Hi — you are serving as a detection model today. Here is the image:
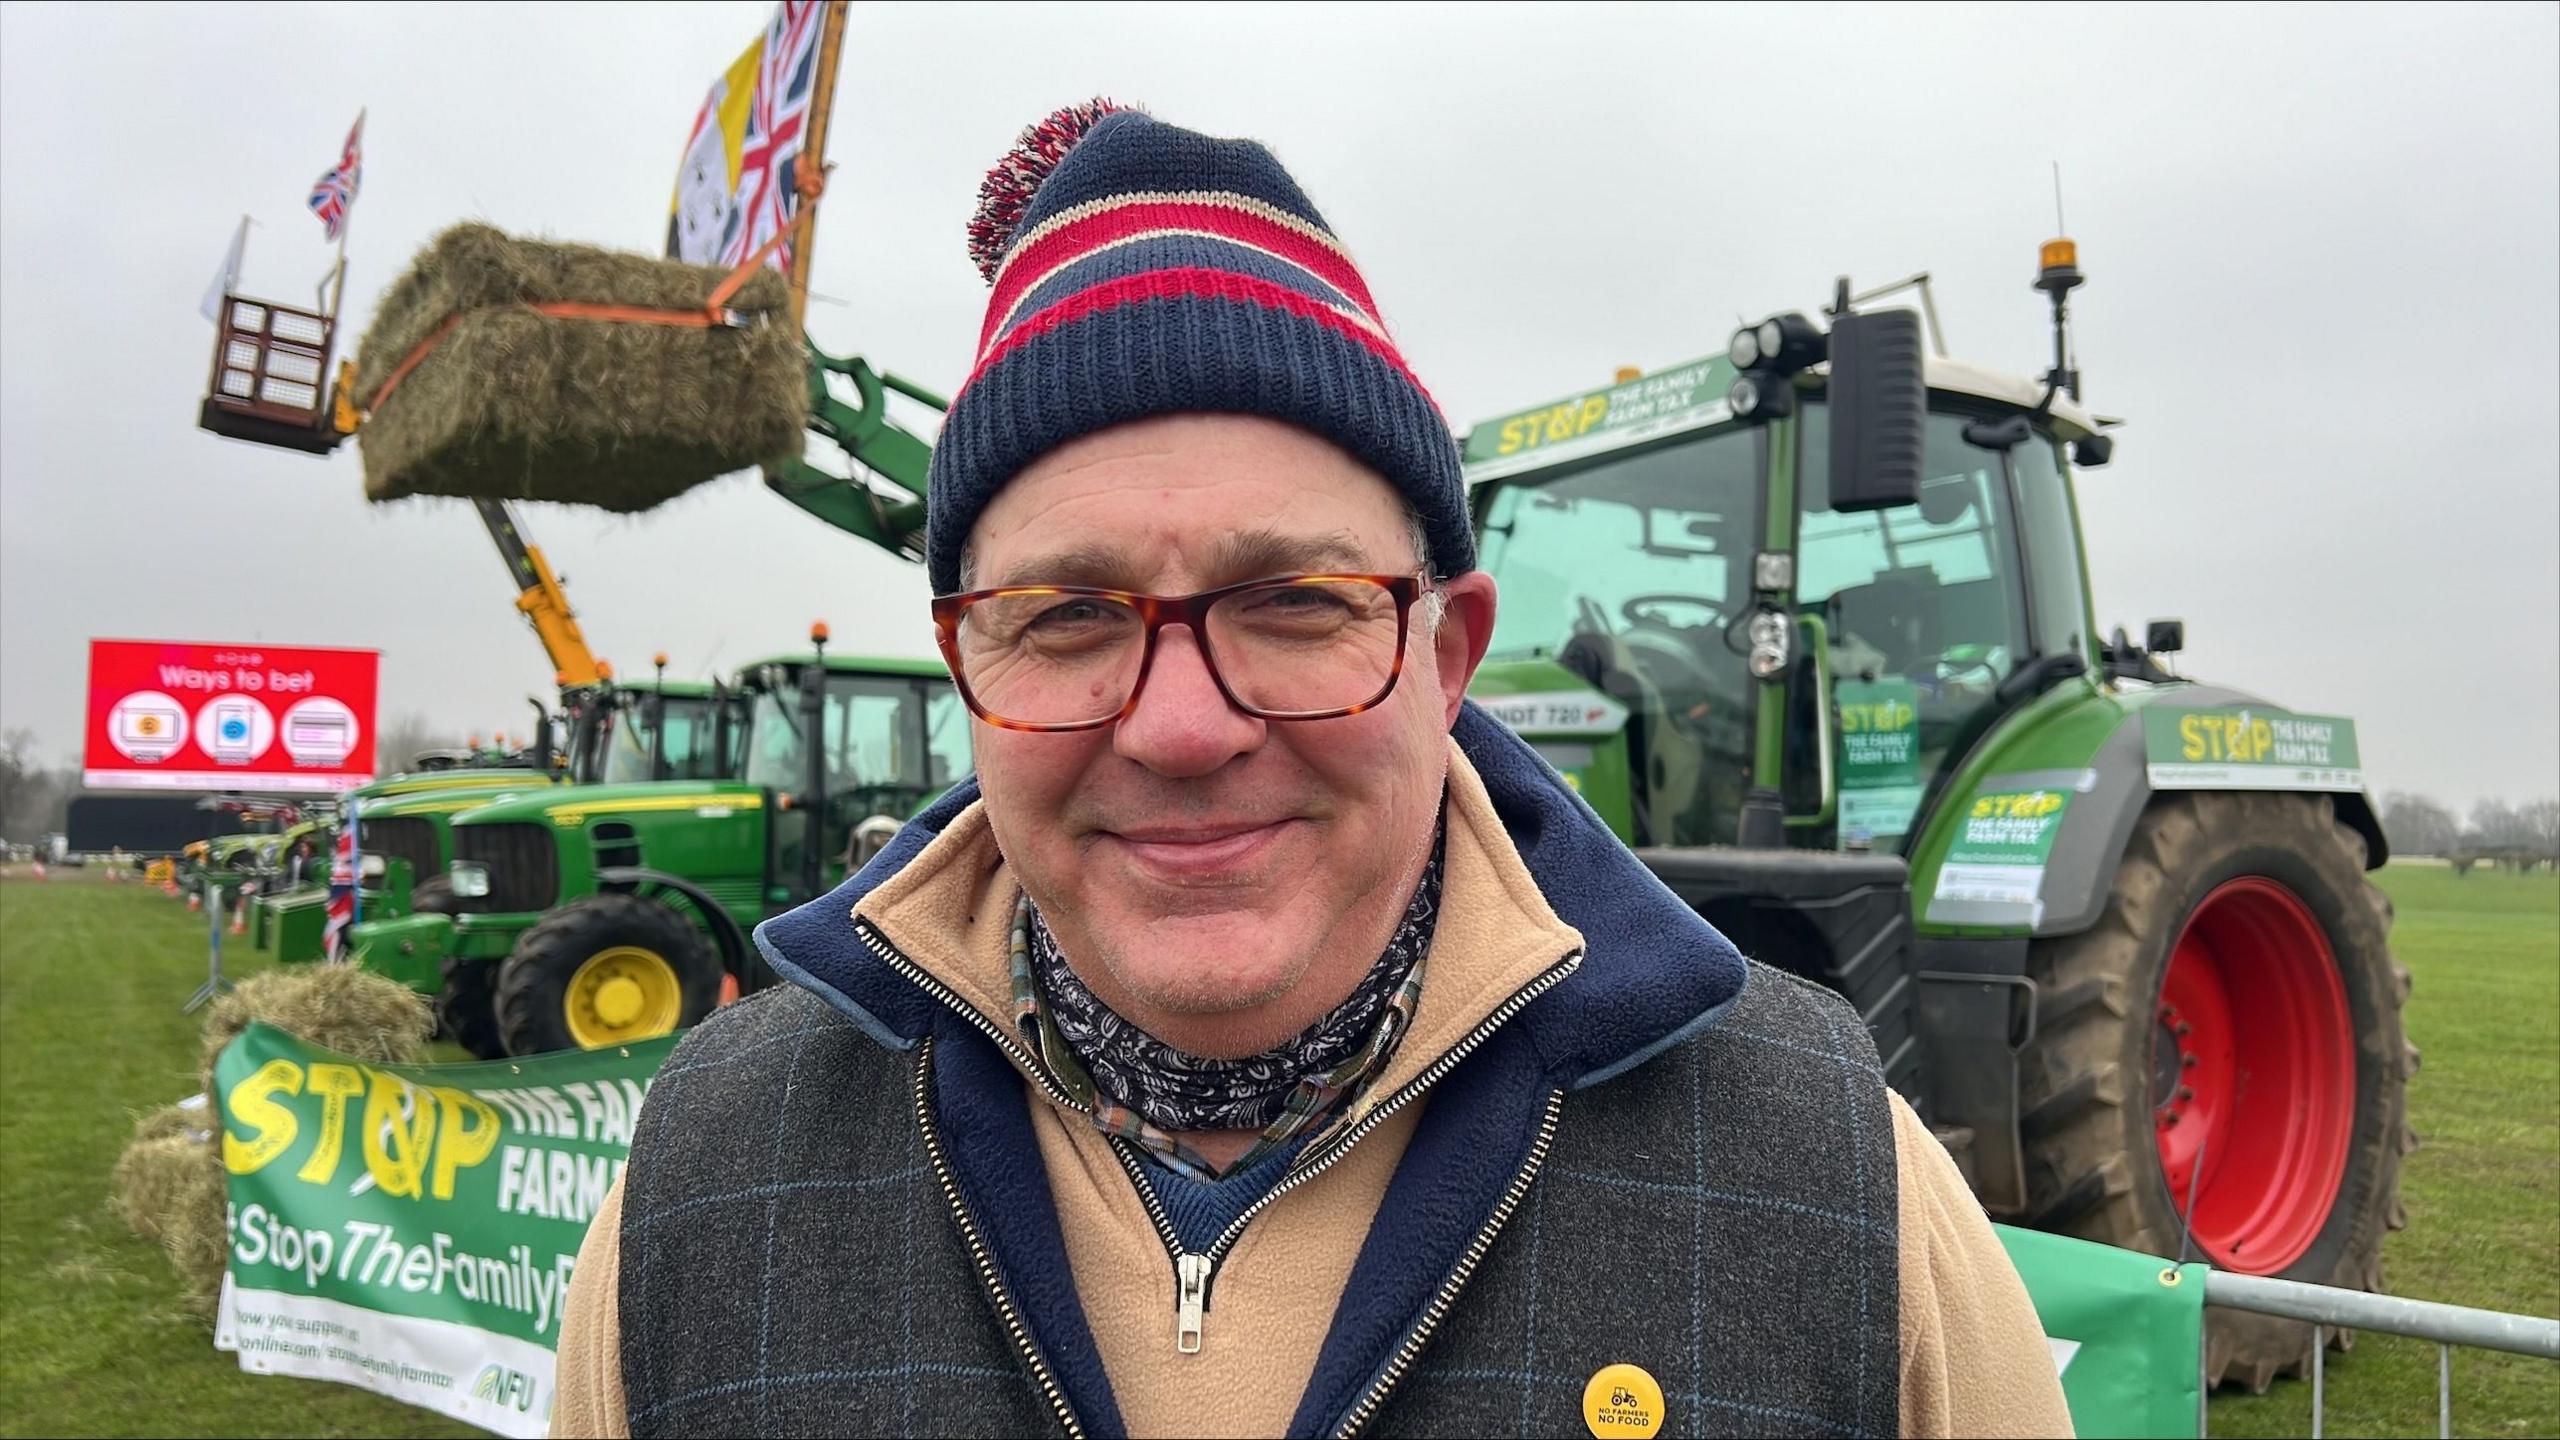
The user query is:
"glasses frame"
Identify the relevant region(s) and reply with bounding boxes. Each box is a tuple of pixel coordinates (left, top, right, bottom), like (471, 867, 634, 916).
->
(931, 572, 1429, 733)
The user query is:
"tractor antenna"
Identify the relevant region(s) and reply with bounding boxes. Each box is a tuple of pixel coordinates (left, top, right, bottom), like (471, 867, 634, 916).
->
(2052, 161, 2067, 234)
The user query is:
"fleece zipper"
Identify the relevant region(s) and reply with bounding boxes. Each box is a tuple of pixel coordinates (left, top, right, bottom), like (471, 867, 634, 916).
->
(1103, 950, 1583, 1355)
(859, 912, 1585, 1363)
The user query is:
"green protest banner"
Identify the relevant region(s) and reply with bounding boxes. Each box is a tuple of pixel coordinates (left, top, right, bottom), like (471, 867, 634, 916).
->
(1997, 1224, 2206, 1439)
(211, 1022, 675, 1437)
(2143, 706, 2363, 793)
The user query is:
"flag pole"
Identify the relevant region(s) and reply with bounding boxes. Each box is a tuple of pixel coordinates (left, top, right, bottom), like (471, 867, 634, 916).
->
(786, 2, 848, 335)
(326, 108, 364, 320)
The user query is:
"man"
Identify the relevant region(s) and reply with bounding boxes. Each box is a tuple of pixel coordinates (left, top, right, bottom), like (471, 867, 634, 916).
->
(554, 104, 2070, 1439)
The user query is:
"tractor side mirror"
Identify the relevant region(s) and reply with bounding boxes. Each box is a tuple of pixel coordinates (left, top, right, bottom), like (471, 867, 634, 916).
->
(1826, 308, 1926, 514)
(2146, 619, 2185, 655)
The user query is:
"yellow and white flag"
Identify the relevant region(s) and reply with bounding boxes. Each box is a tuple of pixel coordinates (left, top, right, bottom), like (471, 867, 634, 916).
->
(666, 2, 825, 271)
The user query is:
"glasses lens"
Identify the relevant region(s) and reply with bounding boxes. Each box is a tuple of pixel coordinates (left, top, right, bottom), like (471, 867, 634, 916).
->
(954, 590, 1147, 726)
(1206, 578, 1404, 717)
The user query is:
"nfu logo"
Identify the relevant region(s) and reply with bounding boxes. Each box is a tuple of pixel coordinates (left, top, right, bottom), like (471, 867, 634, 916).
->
(474, 1364, 536, 1413)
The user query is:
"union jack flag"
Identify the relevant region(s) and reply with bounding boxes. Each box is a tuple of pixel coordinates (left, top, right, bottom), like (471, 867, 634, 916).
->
(322, 798, 360, 962)
(725, 3, 823, 271)
(309, 111, 364, 243)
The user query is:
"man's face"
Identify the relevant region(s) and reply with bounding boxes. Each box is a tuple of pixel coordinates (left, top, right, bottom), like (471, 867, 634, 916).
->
(960, 414, 1494, 1052)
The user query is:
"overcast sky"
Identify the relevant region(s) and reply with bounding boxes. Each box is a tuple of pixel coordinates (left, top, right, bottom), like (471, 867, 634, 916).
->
(3, 1, 2554, 811)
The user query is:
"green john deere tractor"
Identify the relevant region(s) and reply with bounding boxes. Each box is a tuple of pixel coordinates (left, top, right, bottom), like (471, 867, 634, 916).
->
(416, 649, 966, 1058)
(321, 673, 742, 1022)
(1459, 241, 2410, 1389)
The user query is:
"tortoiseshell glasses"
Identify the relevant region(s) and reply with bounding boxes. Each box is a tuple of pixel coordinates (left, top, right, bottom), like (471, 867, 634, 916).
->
(931, 573, 1429, 732)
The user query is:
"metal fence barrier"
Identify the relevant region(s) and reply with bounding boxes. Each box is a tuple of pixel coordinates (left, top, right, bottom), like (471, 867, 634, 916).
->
(2200, 1270, 2560, 1439)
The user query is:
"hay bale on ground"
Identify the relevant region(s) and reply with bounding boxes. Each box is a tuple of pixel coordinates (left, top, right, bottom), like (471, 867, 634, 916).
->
(111, 1131, 208, 1245)
(197, 965, 432, 1099)
(152, 1137, 232, 1321)
(112, 1130, 226, 1318)
(354, 222, 809, 511)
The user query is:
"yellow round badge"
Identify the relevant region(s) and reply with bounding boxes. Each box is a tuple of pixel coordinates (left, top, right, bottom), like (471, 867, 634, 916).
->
(1581, 1362, 1665, 1438)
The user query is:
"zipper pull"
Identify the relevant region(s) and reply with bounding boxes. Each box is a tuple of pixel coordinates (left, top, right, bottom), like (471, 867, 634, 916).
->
(1176, 1252, 1210, 1354)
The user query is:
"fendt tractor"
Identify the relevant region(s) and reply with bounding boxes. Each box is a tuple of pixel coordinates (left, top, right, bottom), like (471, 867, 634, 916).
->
(1460, 241, 2409, 1387)
(411, 645, 966, 1057)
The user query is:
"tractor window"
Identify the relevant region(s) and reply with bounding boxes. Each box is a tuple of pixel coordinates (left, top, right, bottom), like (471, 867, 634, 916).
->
(1476, 429, 1762, 846)
(828, 684, 918, 790)
(2011, 437, 2094, 663)
(1480, 431, 1757, 662)
(1794, 405, 2034, 847)
(921, 680, 969, 793)
(602, 703, 652, 784)
(655, 697, 720, 780)
(742, 687, 808, 793)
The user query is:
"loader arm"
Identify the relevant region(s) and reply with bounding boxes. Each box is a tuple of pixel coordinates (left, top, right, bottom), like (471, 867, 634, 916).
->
(763, 340, 947, 560)
(473, 498, 604, 689)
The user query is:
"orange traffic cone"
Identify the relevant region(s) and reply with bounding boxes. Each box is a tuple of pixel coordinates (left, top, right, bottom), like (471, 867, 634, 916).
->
(229, 899, 249, 936)
(186, 889, 202, 912)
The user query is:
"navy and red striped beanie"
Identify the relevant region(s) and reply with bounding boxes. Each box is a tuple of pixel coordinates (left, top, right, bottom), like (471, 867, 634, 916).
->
(925, 102, 1471, 594)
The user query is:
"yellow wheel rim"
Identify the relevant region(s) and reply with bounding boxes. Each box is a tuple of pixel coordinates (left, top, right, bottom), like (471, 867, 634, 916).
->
(565, 945, 684, 1048)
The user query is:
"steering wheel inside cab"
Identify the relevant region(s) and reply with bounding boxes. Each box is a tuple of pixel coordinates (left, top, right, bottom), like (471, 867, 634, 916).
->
(1560, 594, 1726, 722)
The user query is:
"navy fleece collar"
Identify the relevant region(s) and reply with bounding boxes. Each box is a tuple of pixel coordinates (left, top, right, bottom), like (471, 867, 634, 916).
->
(754, 700, 1746, 1087)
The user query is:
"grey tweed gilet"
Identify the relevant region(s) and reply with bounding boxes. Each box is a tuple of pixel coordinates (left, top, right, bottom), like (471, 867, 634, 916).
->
(616, 960, 1899, 1438)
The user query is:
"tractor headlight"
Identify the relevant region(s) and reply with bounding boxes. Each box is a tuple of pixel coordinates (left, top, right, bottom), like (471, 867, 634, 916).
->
(1746, 608, 1795, 679)
(1727, 326, 1762, 369)
(449, 862, 491, 899)
(1728, 373, 1793, 421)
(1757, 318, 1785, 360)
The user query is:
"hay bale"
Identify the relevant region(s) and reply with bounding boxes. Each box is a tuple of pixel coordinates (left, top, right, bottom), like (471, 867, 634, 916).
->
(198, 965, 432, 1099)
(353, 222, 809, 511)
(111, 1132, 207, 1245)
(153, 1138, 233, 1321)
(127, 1095, 213, 1147)
(111, 1129, 227, 1318)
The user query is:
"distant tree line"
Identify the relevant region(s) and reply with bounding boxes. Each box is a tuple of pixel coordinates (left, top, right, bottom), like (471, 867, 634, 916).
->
(2380, 791, 2560, 867)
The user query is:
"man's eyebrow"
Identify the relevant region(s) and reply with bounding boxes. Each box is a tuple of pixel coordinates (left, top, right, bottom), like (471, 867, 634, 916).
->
(1203, 528, 1377, 582)
(992, 529, 1381, 591)
(992, 541, 1146, 590)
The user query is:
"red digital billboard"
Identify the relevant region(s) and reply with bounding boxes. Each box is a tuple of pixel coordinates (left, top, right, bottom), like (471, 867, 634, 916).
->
(84, 639, 380, 793)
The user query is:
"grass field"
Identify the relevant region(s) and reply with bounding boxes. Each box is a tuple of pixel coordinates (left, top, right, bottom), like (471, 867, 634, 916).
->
(0, 864, 2552, 1438)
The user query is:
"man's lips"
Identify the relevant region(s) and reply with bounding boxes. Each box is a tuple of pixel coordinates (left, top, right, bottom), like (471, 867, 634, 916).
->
(1098, 819, 1297, 878)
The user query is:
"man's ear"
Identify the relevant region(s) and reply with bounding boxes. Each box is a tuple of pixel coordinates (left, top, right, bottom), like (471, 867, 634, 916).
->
(1430, 571, 1499, 729)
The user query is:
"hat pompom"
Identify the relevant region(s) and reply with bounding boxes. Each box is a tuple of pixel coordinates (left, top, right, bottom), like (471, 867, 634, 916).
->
(967, 97, 1129, 283)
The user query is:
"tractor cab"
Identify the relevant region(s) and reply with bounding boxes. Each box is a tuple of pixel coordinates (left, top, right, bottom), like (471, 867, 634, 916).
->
(577, 679, 734, 785)
(1471, 349, 2108, 857)
(732, 647, 970, 898)
(1460, 251, 2133, 1206)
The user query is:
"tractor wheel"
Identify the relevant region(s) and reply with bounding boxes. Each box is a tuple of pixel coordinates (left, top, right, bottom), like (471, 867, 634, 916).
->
(411, 877, 460, 916)
(2019, 790, 2414, 1393)
(494, 894, 721, 1056)
(436, 957, 508, 1061)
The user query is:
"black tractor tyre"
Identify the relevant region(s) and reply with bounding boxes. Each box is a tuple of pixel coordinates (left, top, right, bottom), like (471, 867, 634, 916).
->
(2018, 790, 2415, 1394)
(436, 956, 508, 1060)
(493, 894, 722, 1056)
(411, 877, 461, 916)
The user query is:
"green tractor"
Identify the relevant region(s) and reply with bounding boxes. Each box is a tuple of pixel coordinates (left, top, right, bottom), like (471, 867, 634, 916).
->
(316, 672, 736, 977)
(422, 648, 966, 1058)
(1457, 242, 2409, 1388)
(251, 762, 559, 957)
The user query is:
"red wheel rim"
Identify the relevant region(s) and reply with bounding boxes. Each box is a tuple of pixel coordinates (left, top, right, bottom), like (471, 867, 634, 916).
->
(2153, 876, 2355, 1273)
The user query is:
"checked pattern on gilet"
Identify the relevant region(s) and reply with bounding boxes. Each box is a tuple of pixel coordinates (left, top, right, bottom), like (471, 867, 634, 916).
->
(616, 962, 1898, 1438)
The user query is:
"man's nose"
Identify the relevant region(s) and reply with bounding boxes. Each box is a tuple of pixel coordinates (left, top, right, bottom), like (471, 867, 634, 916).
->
(1113, 626, 1263, 778)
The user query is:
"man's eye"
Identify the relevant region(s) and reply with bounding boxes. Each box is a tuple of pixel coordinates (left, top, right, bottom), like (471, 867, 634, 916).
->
(1029, 599, 1118, 629)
